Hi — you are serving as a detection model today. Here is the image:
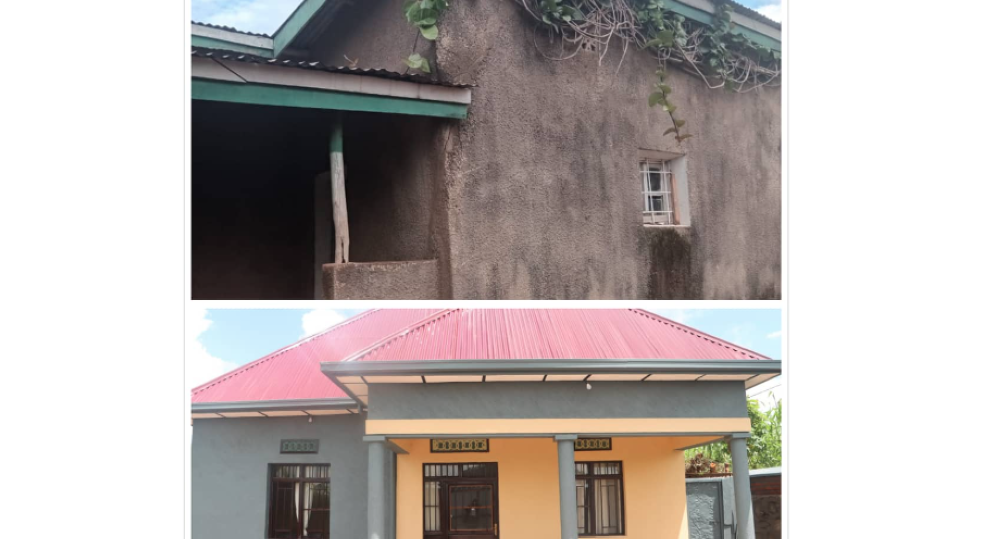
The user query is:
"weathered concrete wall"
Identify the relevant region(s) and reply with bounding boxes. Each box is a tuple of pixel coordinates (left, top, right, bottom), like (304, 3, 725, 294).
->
(342, 112, 448, 264)
(368, 381, 750, 420)
(322, 260, 441, 299)
(191, 414, 373, 539)
(311, 0, 781, 299)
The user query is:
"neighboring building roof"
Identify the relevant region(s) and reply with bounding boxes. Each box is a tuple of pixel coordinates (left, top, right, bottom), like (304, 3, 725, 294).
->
(192, 309, 772, 405)
(722, 1, 781, 29)
(191, 20, 272, 38)
(750, 466, 782, 477)
(347, 309, 769, 362)
(191, 47, 476, 89)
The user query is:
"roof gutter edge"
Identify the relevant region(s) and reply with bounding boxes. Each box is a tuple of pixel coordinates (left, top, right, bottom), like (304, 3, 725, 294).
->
(191, 398, 356, 414)
(321, 359, 783, 376)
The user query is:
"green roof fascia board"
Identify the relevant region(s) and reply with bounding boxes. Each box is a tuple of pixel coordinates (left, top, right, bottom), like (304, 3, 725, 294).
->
(191, 78, 468, 119)
(661, 0, 781, 51)
(272, 0, 328, 57)
(191, 35, 274, 58)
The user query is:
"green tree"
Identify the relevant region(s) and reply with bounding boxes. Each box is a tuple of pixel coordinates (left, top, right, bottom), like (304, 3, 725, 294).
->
(684, 395, 782, 471)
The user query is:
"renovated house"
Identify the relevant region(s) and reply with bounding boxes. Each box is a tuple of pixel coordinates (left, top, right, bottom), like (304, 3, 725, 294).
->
(191, 309, 782, 539)
(191, 0, 781, 300)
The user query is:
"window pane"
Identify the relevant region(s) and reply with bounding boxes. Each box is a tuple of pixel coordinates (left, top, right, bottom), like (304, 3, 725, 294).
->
(304, 465, 329, 479)
(576, 479, 589, 535)
(424, 481, 440, 532)
(302, 483, 329, 538)
(273, 465, 300, 479)
(449, 485, 493, 531)
(647, 195, 664, 212)
(269, 481, 298, 539)
(594, 478, 623, 535)
(648, 168, 662, 191)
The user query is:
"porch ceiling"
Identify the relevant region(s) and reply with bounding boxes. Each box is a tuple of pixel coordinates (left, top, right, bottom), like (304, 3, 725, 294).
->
(323, 359, 782, 408)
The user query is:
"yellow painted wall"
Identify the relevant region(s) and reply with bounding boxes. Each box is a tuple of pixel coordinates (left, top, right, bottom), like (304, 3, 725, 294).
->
(394, 436, 704, 539)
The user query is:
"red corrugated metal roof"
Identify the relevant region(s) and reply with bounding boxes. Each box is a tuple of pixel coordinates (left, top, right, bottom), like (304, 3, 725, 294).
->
(192, 309, 768, 403)
(191, 309, 442, 403)
(347, 309, 768, 362)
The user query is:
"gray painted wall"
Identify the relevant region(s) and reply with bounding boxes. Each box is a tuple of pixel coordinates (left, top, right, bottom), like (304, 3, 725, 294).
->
(367, 381, 749, 420)
(192, 414, 386, 539)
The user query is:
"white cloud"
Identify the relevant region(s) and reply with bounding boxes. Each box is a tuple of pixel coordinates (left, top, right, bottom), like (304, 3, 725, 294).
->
(754, 2, 783, 23)
(766, 330, 782, 339)
(186, 307, 240, 392)
(194, 0, 302, 35)
(301, 309, 348, 338)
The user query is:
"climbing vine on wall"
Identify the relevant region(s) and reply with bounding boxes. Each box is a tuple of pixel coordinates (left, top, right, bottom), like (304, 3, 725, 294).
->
(401, 0, 781, 142)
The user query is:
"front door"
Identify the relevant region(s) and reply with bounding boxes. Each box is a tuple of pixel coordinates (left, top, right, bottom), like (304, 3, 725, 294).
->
(423, 463, 499, 539)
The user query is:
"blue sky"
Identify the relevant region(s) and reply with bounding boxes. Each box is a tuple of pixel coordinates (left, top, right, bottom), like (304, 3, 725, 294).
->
(191, 0, 782, 36)
(187, 308, 784, 406)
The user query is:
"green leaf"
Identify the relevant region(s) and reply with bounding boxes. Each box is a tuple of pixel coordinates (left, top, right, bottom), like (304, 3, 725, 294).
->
(674, 119, 686, 128)
(419, 58, 431, 73)
(414, 16, 437, 26)
(655, 29, 674, 47)
(676, 133, 694, 142)
(663, 127, 677, 136)
(420, 24, 439, 40)
(648, 92, 662, 107)
(405, 53, 426, 70)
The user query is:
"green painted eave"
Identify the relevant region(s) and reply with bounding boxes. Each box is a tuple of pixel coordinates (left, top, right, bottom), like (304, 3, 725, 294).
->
(661, 0, 781, 51)
(191, 35, 274, 58)
(191, 78, 468, 119)
(272, 0, 327, 57)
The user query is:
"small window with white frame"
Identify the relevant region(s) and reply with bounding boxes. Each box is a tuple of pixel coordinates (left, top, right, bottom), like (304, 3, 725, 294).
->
(639, 151, 689, 226)
(641, 158, 676, 225)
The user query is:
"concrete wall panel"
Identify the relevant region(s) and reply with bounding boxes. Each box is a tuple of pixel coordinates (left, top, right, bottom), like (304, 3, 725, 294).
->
(367, 381, 749, 420)
(191, 415, 368, 539)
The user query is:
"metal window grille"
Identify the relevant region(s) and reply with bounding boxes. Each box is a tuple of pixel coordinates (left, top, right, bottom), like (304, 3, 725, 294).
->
(641, 159, 676, 225)
(267, 464, 331, 539)
(576, 461, 625, 536)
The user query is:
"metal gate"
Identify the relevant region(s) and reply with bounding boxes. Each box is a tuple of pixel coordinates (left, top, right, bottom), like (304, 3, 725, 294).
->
(685, 477, 735, 539)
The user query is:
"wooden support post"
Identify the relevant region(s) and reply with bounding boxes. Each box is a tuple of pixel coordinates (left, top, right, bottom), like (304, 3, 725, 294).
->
(330, 113, 349, 263)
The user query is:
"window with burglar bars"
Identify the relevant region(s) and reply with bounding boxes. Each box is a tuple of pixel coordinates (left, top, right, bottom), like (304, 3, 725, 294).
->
(423, 463, 498, 534)
(268, 464, 331, 539)
(576, 462, 625, 536)
(641, 158, 677, 225)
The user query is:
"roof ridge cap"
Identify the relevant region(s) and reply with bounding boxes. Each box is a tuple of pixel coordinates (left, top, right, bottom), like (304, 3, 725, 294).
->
(629, 308, 771, 360)
(343, 308, 457, 362)
(191, 309, 382, 395)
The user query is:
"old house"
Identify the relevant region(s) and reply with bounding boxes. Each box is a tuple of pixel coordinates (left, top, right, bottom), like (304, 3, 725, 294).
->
(191, 0, 781, 300)
(191, 309, 782, 539)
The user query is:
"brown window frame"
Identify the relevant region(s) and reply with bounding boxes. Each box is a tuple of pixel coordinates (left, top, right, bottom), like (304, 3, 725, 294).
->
(423, 463, 499, 538)
(266, 464, 331, 539)
(575, 461, 625, 537)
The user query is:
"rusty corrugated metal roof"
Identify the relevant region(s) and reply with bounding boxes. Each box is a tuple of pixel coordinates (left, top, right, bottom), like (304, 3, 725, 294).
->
(192, 309, 767, 404)
(191, 47, 476, 88)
